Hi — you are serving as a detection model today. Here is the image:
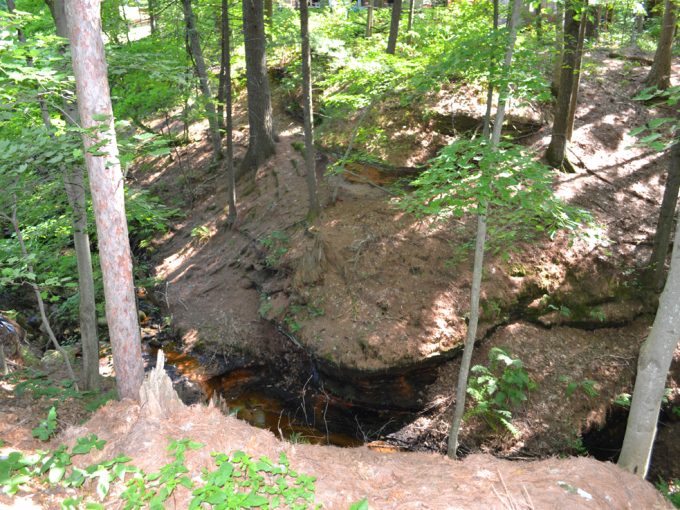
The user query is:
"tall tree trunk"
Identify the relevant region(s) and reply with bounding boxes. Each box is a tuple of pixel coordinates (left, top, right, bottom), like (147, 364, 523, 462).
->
(63, 166, 100, 391)
(447, 0, 522, 459)
(366, 0, 374, 37)
(182, 0, 223, 161)
(649, 143, 680, 291)
(386, 0, 403, 54)
(41, 0, 101, 390)
(551, 1, 564, 96)
(265, 0, 274, 31)
(239, 0, 277, 178)
(148, 0, 157, 34)
(482, 0, 500, 139)
(407, 0, 416, 33)
(645, 0, 677, 90)
(565, 8, 587, 142)
(300, 0, 320, 219)
(221, 0, 237, 226)
(65, 0, 144, 401)
(218, 0, 229, 136)
(546, 0, 581, 170)
(619, 195, 680, 477)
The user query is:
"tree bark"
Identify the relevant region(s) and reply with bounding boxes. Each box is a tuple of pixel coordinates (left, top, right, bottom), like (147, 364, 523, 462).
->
(565, 7, 587, 142)
(619, 193, 680, 477)
(300, 0, 320, 219)
(239, 0, 277, 178)
(386, 0, 403, 54)
(366, 0, 374, 37)
(182, 0, 223, 161)
(40, 0, 101, 390)
(482, 0, 500, 139)
(221, 0, 237, 226)
(550, 1, 564, 96)
(148, 0, 157, 34)
(447, 0, 522, 459)
(645, 0, 677, 90)
(265, 0, 274, 31)
(649, 142, 680, 290)
(63, 167, 100, 391)
(65, 0, 144, 401)
(407, 0, 416, 34)
(546, 0, 581, 170)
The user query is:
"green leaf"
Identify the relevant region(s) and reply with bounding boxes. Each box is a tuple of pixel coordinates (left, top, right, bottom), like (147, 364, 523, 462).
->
(350, 497, 370, 510)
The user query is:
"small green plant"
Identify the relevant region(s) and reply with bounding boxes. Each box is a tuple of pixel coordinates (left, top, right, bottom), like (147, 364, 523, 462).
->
(547, 303, 572, 318)
(32, 406, 58, 441)
(350, 498, 369, 510)
(258, 295, 273, 319)
(561, 377, 599, 398)
(588, 306, 606, 322)
(613, 393, 632, 408)
(190, 225, 211, 243)
(1, 436, 322, 509)
(259, 231, 290, 268)
(657, 478, 680, 508)
(288, 432, 311, 444)
(466, 348, 536, 436)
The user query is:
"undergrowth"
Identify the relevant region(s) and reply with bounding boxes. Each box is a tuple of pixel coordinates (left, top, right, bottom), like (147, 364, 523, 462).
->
(0, 435, 327, 509)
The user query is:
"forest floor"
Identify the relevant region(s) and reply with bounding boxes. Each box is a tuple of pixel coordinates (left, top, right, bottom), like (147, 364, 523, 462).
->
(1, 49, 679, 508)
(132, 48, 680, 467)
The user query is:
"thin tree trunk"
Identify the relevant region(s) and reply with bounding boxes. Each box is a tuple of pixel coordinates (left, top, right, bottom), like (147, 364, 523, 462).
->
(565, 8, 587, 142)
(366, 0, 374, 37)
(265, 0, 274, 31)
(407, 0, 415, 33)
(218, 0, 229, 136)
(182, 0, 223, 161)
(551, 1, 564, 96)
(239, 0, 277, 177)
(447, 0, 522, 459)
(645, 0, 677, 90)
(3, 205, 79, 389)
(149, 0, 157, 34)
(300, 0, 320, 219)
(63, 167, 100, 390)
(482, 0, 500, 139)
(386, 0, 403, 54)
(619, 199, 680, 477)
(649, 142, 680, 291)
(66, 0, 144, 401)
(546, 0, 580, 170)
(222, 0, 237, 226)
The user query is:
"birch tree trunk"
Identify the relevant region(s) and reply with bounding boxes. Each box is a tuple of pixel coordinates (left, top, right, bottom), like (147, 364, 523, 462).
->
(182, 0, 223, 161)
(300, 0, 320, 219)
(447, 0, 522, 459)
(65, 0, 144, 401)
(619, 197, 680, 477)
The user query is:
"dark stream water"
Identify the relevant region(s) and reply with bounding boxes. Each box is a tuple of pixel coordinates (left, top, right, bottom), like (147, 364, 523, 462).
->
(142, 343, 426, 447)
